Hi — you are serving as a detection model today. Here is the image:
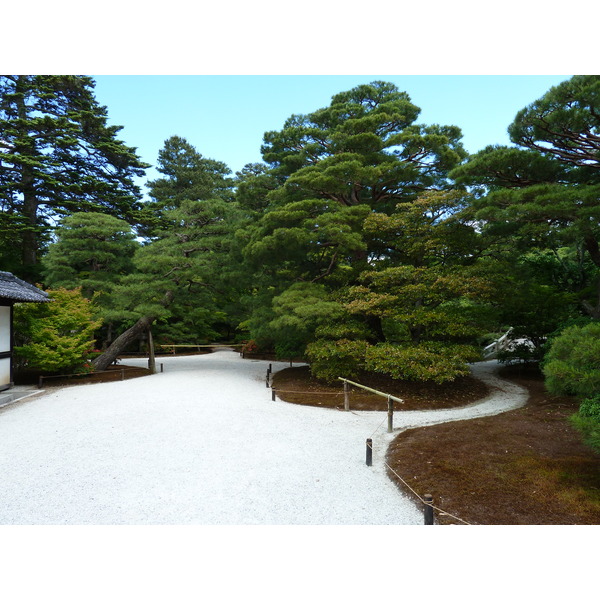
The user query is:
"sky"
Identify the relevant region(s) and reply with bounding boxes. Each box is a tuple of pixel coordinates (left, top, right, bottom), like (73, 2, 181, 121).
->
(92, 75, 571, 195)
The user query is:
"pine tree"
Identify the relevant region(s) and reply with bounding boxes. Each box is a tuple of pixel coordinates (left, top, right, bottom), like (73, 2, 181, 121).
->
(0, 75, 149, 280)
(91, 139, 239, 371)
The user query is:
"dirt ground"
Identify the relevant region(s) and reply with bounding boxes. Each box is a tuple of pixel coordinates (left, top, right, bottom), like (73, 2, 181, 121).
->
(271, 366, 489, 411)
(22, 364, 152, 388)
(273, 363, 600, 525)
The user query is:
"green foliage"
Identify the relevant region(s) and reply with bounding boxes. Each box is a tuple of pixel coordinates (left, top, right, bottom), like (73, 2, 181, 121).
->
(543, 322, 600, 397)
(0, 75, 148, 277)
(142, 136, 234, 235)
(238, 83, 471, 380)
(243, 199, 370, 285)
(570, 395, 600, 454)
(578, 394, 600, 420)
(111, 196, 242, 340)
(364, 342, 481, 384)
(13, 288, 102, 374)
(96, 135, 243, 349)
(450, 76, 600, 321)
(305, 338, 370, 382)
(261, 81, 467, 211)
(42, 212, 139, 299)
(508, 75, 600, 171)
(346, 191, 494, 352)
(247, 283, 345, 359)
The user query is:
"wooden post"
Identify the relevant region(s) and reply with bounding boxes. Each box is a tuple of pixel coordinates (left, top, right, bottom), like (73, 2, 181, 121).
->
(366, 438, 373, 466)
(38, 375, 43, 389)
(160, 363, 164, 373)
(266, 370, 270, 387)
(424, 493, 434, 525)
(344, 380, 349, 411)
(268, 363, 272, 374)
(121, 368, 125, 381)
(147, 326, 156, 374)
(271, 389, 276, 402)
(387, 396, 394, 433)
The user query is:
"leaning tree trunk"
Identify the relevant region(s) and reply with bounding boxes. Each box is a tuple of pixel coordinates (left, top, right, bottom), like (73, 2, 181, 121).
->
(91, 315, 156, 372)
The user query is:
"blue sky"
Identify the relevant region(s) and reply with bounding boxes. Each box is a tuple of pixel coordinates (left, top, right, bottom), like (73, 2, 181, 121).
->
(92, 75, 570, 195)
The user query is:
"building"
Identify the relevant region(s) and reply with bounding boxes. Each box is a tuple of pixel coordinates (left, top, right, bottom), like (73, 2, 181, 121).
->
(0, 271, 50, 391)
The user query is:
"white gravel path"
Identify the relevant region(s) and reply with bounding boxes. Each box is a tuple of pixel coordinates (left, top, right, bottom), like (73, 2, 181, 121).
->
(0, 350, 527, 525)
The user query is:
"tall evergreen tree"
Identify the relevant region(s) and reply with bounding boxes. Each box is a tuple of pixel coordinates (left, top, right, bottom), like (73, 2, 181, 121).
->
(239, 82, 470, 368)
(0, 75, 149, 280)
(41, 212, 140, 348)
(451, 75, 600, 318)
(91, 139, 239, 370)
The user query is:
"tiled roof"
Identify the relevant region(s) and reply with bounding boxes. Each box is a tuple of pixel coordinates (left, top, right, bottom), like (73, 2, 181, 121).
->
(0, 271, 50, 302)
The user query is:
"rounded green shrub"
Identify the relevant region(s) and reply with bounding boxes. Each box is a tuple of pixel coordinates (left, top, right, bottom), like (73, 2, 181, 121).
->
(542, 322, 600, 397)
(570, 396, 600, 454)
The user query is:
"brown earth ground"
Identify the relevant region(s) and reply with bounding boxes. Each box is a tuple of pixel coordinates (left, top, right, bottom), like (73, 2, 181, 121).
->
(271, 365, 489, 411)
(17, 364, 152, 388)
(272, 363, 600, 525)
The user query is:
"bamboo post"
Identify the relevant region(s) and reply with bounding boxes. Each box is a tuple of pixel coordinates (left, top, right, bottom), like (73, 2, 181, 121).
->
(366, 438, 373, 466)
(387, 396, 394, 433)
(424, 494, 434, 525)
(344, 380, 349, 411)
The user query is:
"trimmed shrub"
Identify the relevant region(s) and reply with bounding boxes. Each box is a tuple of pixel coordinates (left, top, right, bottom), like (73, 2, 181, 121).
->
(13, 288, 102, 374)
(305, 339, 369, 382)
(542, 322, 600, 397)
(571, 395, 600, 454)
(365, 342, 481, 384)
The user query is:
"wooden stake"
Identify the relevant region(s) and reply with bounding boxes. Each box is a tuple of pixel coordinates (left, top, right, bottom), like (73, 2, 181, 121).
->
(147, 326, 156, 374)
(387, 396, 394, 433)
(366, 438, 373, 466)
(424, 493, 434, 525)
(344, 380, 349, 411)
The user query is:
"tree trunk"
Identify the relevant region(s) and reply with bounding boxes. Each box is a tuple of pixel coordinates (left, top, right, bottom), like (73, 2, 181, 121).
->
(15, 76, 40, 272)
(91, 316, 156, 372)
(582, 235, 600, 318)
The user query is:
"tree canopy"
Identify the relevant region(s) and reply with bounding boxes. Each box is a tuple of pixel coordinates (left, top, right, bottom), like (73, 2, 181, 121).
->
(0, 75, 148, 280)
(8, 75, 600, 396)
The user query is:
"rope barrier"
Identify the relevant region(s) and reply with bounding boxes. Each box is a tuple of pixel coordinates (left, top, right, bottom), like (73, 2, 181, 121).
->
(270, 377, 471, 524)
(383, 457, 472, 525)
(369, 414, 390, 438)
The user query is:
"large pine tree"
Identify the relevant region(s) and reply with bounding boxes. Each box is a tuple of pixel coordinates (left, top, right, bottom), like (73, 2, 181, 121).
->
(91, 138, 240, 371)
(0, 75, 149, 280)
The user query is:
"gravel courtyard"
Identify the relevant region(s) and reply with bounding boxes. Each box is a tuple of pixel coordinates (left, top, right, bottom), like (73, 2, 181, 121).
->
(0, 349, 525, 525)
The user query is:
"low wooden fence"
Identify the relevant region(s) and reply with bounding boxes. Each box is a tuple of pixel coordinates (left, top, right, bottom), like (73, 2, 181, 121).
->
(267, 364, 470, 525)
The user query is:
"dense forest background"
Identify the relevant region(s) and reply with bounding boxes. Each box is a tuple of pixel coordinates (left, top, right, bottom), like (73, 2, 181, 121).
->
(2, 76, 600, 446)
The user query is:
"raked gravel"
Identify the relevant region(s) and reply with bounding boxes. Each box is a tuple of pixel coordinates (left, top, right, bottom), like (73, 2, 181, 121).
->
(0, 350, 527, 525)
